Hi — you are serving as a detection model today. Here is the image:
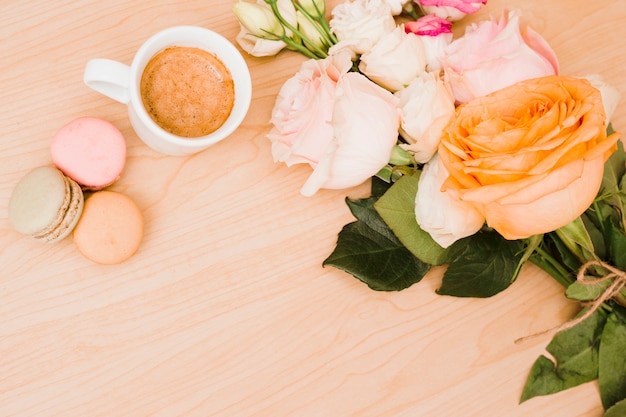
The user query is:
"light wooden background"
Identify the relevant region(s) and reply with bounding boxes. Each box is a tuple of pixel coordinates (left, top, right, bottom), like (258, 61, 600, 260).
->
(1, 1, 624, 416)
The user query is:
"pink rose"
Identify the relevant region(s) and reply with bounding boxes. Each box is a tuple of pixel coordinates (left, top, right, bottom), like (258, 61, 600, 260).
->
(269, 52, 400, 196)
(415, 0, 487, 21)
(268, 52, 352, 167)
(301, 72, 399, 195)
(405, 14, 452, 36)
(440, 10, 559, 103)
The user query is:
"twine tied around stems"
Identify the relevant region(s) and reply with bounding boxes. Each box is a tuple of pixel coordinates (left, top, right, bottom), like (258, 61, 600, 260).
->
(515, 260, 626, 344)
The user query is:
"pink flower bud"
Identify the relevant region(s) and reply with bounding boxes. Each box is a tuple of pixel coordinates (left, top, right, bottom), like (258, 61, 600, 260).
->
(405, 14, 452, 37)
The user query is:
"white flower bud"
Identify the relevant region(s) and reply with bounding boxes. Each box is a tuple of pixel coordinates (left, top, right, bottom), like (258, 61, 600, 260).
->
(296, 11, 326, 51)
(233, 1, 283, 38)
(298, 0, 326, 18)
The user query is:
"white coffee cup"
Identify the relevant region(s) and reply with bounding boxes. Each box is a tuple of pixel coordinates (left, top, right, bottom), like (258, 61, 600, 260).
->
(84, 25, 252, 156)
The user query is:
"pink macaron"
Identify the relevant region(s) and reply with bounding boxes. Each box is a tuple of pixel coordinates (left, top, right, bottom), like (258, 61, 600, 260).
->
(51, 117, 126, 190)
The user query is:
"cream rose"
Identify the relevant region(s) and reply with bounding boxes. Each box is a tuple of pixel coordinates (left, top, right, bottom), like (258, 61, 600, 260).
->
(440, 10, 559, 103)
(359, 27, 428, 92)
(415, 153, 484, 247)
(437, 76, 621, 241)
(329, 0, 396, 56)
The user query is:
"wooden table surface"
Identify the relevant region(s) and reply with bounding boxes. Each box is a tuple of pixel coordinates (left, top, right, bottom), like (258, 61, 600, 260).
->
(1, 1, 624, 416)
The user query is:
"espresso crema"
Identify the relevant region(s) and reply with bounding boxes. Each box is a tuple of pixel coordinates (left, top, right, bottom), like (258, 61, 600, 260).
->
(140, 46, 235, 138)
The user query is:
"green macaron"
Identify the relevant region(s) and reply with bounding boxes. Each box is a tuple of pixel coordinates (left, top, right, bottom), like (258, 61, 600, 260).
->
(8, 165, 84, 243)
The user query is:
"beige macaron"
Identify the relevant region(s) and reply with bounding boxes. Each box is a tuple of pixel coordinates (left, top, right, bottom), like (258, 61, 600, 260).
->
(8, 166, 84, 243)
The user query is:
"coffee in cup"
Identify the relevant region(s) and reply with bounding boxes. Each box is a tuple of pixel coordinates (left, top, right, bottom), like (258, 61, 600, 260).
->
(140, 46, 235, 138)
(83, 26, 252, 156)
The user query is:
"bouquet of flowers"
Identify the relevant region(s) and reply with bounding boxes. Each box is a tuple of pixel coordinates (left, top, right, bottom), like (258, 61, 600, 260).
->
(233, 0, 625, 415)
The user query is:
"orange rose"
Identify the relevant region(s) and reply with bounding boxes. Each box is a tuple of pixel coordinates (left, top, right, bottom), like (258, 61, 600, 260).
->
(438, 75, 621, 240)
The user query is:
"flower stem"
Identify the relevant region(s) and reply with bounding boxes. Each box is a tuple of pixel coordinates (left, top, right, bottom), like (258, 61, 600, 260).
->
(282, 36, 320, 59)
(592, 200, 609, 238)
(292, 2, 336, 47)
(266, 0, 328, 58)
(531, 246, 575, 288)
(402, 2, 419, 20)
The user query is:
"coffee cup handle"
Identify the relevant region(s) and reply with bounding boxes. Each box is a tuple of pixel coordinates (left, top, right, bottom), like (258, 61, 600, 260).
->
(83, 59, 132, 104)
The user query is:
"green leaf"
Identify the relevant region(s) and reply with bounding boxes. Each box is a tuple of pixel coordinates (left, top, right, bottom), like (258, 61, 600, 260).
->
(374, 174, 449, 265)
(546, 232, 583, 274)
(436, 231, 524, 298)
(582, 212, 607, 260)
(608, 217, 626, 270)
(566, 279, 611, 302)
(346, 196, 396, 240)
(599, 138, 626, 228)
(530, 236, 578, 288)
(324, 189, 430, 291)
(599, 310, 626, 409)
(371, 175, 392, 198)
(596, 137, 626, 229)
(388, 144, 415, 166)
(518, 235, 543, 277)
(555, 216, 599, 263)
(323, 220, 430, 291)
(520, 308, 608, 403)
(600, 127, 625, 194)
(604, 397, 626, 417)
(376, 165, 393, 183)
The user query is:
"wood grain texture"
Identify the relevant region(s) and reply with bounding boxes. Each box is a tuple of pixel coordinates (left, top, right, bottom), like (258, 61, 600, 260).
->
(1, 0, 624, 416)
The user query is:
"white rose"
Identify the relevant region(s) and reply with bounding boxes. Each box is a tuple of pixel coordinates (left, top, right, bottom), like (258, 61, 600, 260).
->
(396, 72, 455, 162)
(359, 27, 427, 92)
(584, 74, 621, 124)
(329, 0, 396, 56)
(384, 0, 411, 15)
(420, 32, 452, 72)
(328, 38, 369, 60)
(415, 153, 484, 248)
(404, 16, 454, 72)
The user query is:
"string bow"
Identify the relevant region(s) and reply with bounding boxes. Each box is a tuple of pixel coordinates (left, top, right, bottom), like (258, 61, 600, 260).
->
(515, 260, 626, 344)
